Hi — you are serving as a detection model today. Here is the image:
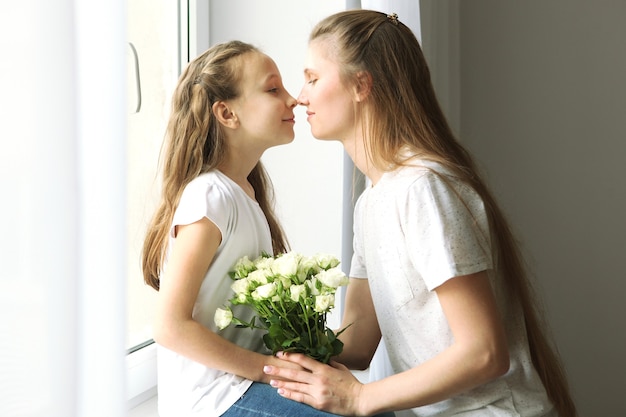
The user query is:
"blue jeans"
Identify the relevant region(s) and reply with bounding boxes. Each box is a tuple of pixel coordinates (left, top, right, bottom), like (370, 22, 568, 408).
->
(221, 382, 395, 417)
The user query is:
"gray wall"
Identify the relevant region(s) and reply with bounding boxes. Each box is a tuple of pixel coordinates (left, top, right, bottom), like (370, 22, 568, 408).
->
(423, 1, 626, 415)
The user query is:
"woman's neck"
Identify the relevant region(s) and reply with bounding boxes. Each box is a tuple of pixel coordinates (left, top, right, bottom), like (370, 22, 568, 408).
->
(342, 135, 384, 186)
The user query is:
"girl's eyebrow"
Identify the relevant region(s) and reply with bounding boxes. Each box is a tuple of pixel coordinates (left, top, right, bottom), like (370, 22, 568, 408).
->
(260, 73, 280, 86)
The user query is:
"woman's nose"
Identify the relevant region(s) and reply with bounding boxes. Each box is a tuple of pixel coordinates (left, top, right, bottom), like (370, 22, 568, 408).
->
(297, 91, 308, 106)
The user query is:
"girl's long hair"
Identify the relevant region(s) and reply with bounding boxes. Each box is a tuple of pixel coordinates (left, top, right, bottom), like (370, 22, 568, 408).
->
(311, 10, 577, 416)
(142, 41, 289, 291)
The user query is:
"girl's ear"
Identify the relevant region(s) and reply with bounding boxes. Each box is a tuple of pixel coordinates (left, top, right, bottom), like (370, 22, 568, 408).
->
(212, 101, 239, 128)
(354, 71, 373, 102)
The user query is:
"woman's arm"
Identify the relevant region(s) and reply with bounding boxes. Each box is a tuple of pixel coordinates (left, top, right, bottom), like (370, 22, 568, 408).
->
(264, 270, 510, 415)
(333, 278, 381, 370)
(152, 217, 298, 383)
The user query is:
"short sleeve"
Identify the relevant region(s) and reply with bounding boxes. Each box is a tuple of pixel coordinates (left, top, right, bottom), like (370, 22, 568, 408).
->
(403, 173, 492, 290)
(349, 191, 368, 279)
(171, 177, 231, 239)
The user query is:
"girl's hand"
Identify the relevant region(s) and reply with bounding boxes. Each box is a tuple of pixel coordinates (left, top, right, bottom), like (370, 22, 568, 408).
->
(263, 352, 365, 416)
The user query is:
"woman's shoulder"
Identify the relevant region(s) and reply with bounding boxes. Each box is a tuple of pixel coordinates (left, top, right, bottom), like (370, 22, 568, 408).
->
(387, 160, 481, 203)
(384, 159, 451, 187)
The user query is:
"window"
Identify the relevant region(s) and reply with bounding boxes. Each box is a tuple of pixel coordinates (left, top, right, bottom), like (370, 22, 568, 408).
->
(125, 0, 181, 407)
(126, 1, 211, 406)
(126, 0, 179, 351)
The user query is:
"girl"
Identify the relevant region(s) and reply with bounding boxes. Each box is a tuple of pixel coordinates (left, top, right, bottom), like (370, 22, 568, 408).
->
(264, 10, 578, 417)
(142, 41, 347, 417)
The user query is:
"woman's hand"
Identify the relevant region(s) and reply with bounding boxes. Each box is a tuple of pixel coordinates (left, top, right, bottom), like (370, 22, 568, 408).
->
(259, 352, 310, 385)
(263, 351, 366, 416)
(263, 271, 510, 415)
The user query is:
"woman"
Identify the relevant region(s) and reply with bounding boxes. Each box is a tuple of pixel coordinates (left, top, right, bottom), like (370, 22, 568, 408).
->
(264, 10, 577, 417)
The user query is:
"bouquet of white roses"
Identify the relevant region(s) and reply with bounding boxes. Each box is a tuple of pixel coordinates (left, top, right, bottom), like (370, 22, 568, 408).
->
(214, 251, 349, 364)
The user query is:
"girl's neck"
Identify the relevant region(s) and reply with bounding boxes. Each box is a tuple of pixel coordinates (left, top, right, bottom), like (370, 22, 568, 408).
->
(218, 156, 258, 200)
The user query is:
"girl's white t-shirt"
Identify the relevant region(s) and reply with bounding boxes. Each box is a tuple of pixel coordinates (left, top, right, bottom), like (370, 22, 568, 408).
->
(156, 170, 272, 417)
(350, 160, 556, 416)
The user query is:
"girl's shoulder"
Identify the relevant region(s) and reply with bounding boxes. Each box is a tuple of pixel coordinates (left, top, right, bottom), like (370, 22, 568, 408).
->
(174, 171, 241, 233)
(178, 171, 234, 209)
(186, 170, 226, 189)
(183, 171, 235, 198)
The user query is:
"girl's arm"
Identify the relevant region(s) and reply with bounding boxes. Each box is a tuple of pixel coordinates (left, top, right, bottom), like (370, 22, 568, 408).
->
(333, 278, 381, 370)
(153, 217, 299, 383)
(264, 271, 510, 415)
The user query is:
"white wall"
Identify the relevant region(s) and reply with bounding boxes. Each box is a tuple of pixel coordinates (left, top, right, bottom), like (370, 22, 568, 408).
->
(208, 0, 348, 260)
(422, 1, 626, 415)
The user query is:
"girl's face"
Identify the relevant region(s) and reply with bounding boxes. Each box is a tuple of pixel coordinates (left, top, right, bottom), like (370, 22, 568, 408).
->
(230, 52, 297, 152)
(298, 40, 358, 142)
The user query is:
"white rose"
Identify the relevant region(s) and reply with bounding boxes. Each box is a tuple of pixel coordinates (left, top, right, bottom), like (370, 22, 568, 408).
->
(233, 256, 255, 278)
(252, 282, 277, 300)
(296, 256, 319, 283)
(248, 269, 271, 284)
(214, 307, 233, 330)
(314, 253, 340, 270)
(278, 276, 292, 289)
(231, 277, 251, 295)
(316, 267, 349, 289)
(306, 277, 321, 295)
(254, 256, 274, 270)
(289, 284, 306, 302)
(272, 252, 301, 277)
(314, 294, 335, 313)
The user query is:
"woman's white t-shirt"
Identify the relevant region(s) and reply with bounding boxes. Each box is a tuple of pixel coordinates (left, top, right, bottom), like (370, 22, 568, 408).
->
(350, 160, 556, 416)
(157, 170, 272, 417)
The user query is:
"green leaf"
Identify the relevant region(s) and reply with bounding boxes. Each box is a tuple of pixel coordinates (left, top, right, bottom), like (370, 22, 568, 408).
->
(281, 337, 300, 348)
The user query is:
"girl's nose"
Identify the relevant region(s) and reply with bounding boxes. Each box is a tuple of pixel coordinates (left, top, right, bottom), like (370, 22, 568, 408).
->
(297, 92, 308, 106)
(287, 94, 297, 108)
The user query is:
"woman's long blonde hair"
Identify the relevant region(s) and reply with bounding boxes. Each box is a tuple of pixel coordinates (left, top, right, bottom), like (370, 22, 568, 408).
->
(311, 10, 577, 416)
(142, 41, 289, 291)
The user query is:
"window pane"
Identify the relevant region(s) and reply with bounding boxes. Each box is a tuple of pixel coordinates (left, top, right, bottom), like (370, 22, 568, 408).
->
(126, 0, 179, 350)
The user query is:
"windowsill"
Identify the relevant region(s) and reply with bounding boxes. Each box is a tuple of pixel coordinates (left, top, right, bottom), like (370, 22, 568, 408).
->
(127, 341, 158, 410)
(129, 394, 158, 417)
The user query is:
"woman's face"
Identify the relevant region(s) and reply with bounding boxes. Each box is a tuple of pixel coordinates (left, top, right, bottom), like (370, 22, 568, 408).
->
(298, 40, 358, 142)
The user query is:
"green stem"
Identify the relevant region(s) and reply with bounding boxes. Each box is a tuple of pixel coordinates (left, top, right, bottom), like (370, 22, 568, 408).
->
(303, 305, 314, 348)
(269, 298, 300, 337)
